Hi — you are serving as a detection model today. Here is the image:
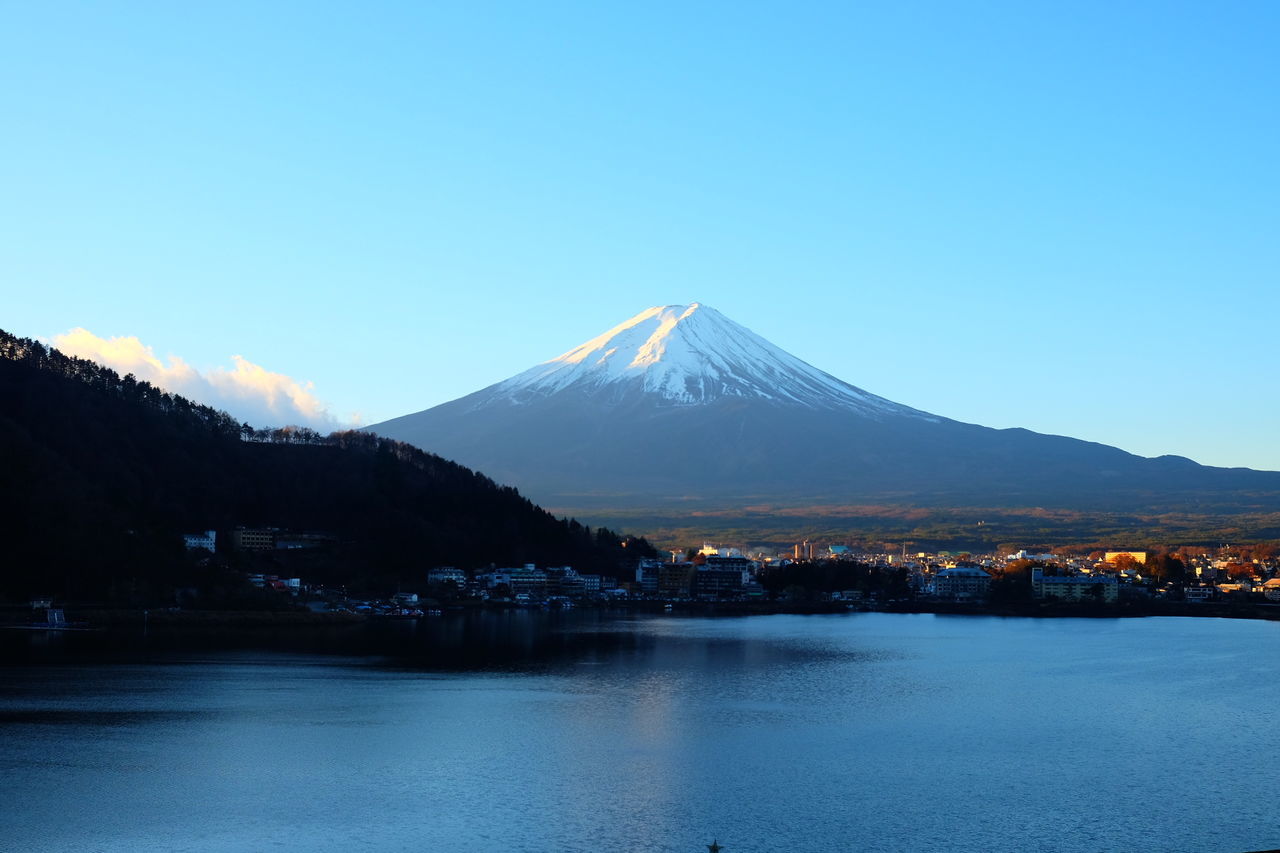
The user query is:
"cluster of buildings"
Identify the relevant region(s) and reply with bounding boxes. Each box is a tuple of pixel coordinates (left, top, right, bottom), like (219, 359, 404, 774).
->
(430, 550, 764, 603)
(413, 544, 1280, 606)
(184, 527, 341, 554)
(634, 551, 763, 599)
(888, 547, 1280, 604)
(454, 565, 617, 600)
(183, 525, 1280, 610)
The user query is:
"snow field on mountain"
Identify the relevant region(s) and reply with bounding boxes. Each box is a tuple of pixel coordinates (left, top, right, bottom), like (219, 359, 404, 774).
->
(492, 303, 935, 418)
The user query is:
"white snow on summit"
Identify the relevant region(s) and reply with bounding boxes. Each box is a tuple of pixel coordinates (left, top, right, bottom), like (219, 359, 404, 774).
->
(488, 303, 936, 418)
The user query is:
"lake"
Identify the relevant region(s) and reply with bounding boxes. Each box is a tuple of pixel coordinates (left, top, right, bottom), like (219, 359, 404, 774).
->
(1, 612, 1275, 852)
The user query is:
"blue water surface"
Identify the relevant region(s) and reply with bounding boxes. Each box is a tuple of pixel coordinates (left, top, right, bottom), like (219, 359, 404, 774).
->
(1, 612, 1274, 852)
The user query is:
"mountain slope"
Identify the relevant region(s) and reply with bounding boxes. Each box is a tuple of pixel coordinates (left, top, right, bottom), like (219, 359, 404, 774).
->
(370, 303, 1280, 514)
(0, 328, 650, 603)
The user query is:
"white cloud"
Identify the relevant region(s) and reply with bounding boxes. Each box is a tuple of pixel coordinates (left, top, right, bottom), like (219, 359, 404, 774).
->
(52, 328, 357, 430)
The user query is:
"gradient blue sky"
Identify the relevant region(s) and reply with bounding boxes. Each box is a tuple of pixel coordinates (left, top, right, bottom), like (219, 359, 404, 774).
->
(4, 2, 1278, 468)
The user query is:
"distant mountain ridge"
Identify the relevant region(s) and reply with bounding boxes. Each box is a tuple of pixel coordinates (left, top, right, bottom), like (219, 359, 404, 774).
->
(369, 303, 1280, 515)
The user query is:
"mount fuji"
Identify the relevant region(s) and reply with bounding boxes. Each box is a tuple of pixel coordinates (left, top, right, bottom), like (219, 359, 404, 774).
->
(369, 303, 1280, 514)
(482, 303, 932, 416)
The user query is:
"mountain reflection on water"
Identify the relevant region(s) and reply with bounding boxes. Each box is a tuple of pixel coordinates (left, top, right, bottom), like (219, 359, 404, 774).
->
(2, 611, 1275, 853)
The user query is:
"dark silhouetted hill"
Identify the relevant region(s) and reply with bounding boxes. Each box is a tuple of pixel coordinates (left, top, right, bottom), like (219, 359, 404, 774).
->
(0, 329, 652, 604)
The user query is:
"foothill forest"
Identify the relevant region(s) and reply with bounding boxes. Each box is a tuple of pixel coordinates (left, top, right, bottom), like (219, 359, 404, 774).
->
(0, 329, 653, 608)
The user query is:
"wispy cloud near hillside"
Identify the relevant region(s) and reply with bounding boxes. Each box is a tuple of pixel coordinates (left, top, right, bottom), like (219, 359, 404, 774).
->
(52, 328, 358, 430)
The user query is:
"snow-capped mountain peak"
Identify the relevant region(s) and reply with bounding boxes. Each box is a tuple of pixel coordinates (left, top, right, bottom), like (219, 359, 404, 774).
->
(367, 302, 1280, 515)
(486, 302, 933, 418)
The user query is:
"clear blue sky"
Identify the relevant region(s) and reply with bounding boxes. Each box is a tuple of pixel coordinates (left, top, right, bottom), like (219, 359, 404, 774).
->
(4, 2, 1278, 469)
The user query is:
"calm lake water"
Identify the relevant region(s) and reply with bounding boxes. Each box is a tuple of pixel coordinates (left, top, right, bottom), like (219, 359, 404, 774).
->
(1, 612, 1275, 853)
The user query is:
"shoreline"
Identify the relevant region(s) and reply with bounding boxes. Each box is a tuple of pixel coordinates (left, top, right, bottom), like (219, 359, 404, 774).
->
(3, 597, 1278, 632)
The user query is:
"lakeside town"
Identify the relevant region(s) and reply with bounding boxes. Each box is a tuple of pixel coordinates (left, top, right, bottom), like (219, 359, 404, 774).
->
(158, 527, 1280, 620)
(19, 525, 1279, 630)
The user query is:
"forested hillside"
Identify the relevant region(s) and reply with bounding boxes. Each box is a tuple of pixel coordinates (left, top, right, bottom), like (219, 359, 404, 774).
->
(0, 329, 652, 603)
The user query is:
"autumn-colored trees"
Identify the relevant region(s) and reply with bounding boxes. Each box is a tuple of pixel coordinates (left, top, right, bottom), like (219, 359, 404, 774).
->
(1145, 553, 1185, 583)
(1110, 553, 1141, 573)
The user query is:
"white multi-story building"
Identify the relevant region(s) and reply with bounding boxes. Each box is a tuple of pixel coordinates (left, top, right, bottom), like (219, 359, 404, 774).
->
(479, 565, 549, 597)
(635, 559, 664, 594)
(428, 567, 469, 587)
(1184, 586, 1214, 603)
(1031, 568, 1118, 602)
(933, 566, 991, 601)
(183, 530, 217, 552)
(1261, 578, 1280, 601)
